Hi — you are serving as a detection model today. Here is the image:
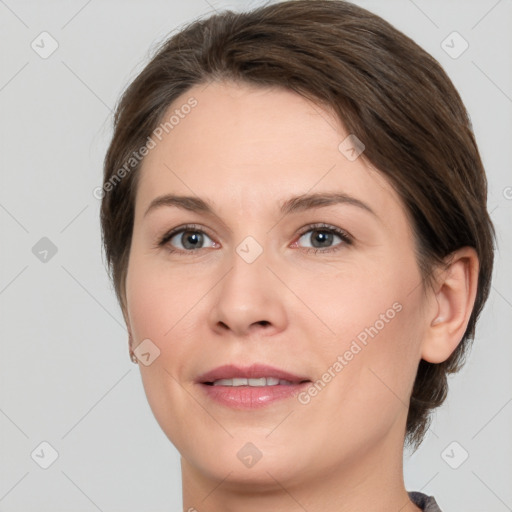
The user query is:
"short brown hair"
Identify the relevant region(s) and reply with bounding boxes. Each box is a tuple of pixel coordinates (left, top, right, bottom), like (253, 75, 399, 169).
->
(100, 0, 496, 450)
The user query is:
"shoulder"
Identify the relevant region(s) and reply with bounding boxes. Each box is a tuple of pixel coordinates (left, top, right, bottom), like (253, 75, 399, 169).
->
(408, 491, 443, 512)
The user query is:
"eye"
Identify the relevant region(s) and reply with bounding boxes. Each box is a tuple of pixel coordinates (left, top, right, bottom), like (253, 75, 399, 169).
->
(157, 222, 352, 256)
(158, 224, 217, 255)
(294, 223, 353, 254)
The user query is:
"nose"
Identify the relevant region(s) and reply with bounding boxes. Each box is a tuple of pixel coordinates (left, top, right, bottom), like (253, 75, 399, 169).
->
(208, 248, 288, 338)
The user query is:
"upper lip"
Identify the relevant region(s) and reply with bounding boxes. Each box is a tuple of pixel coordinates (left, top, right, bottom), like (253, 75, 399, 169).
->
(197, 364, 311, 384)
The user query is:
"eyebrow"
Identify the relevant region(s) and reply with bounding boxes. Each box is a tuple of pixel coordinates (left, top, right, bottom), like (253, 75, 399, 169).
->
(143, 192, 377, 219)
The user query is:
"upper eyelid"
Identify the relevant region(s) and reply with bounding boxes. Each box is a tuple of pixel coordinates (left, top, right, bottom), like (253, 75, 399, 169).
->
(297, 223, 350, 236)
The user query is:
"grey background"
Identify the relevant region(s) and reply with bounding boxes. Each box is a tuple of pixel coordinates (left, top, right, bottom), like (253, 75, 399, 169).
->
(0, 0, 511, 511)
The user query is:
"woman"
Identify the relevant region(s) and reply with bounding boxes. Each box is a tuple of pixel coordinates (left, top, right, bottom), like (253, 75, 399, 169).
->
(100, 1, 495, 510)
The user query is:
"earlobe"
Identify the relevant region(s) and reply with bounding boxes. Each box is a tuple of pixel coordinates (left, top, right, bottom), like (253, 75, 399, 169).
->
(421, 247, 479, 364)
(128, 330, 139, 364)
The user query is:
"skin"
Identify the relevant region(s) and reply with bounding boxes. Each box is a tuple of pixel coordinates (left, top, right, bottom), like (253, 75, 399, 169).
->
(123, 80, 479, 511)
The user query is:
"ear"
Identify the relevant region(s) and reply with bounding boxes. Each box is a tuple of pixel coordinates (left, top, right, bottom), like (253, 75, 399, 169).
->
(421, 247, 479, 364)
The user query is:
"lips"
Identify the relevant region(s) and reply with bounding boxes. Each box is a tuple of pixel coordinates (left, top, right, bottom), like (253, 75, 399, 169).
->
(197, 363, 311, 385)
(197, 364, 312, 409)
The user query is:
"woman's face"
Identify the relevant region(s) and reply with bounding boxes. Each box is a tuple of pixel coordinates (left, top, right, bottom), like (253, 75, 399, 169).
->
(125, 80, 432, 489)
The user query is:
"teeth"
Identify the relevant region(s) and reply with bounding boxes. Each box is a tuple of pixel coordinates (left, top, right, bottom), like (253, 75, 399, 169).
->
(212, 377, 293, 386)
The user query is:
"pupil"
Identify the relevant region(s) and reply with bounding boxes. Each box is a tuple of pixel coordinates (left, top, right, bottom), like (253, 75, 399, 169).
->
(313, 230, 332, 248)
(183, 231, 202, 249)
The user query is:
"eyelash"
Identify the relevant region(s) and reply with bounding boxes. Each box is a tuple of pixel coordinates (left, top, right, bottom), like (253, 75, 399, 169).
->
(157, 222, 353, 256)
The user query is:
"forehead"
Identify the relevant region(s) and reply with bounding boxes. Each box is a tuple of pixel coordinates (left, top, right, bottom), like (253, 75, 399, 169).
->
(134, 80, 403, 223)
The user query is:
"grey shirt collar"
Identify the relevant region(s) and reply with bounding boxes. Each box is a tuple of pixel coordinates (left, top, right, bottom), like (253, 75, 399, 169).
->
(408, 491, 442, 511)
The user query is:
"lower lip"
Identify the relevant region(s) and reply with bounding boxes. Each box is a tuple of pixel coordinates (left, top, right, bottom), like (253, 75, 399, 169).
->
(198, 382, 311, 409)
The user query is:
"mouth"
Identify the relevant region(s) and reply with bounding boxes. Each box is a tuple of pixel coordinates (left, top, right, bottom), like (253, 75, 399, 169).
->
(203, 377, 310, 387)
(197, 363, 311, 385)
(196, 364, 312, 409)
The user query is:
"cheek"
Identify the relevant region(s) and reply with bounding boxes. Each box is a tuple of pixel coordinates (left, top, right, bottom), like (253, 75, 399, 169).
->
(304, 254, 423, 414)
(125, 253, 198, 344)
(293, 259, 408, 350)
(342, 301, 422, 442)
(124, 257, 199, 448)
